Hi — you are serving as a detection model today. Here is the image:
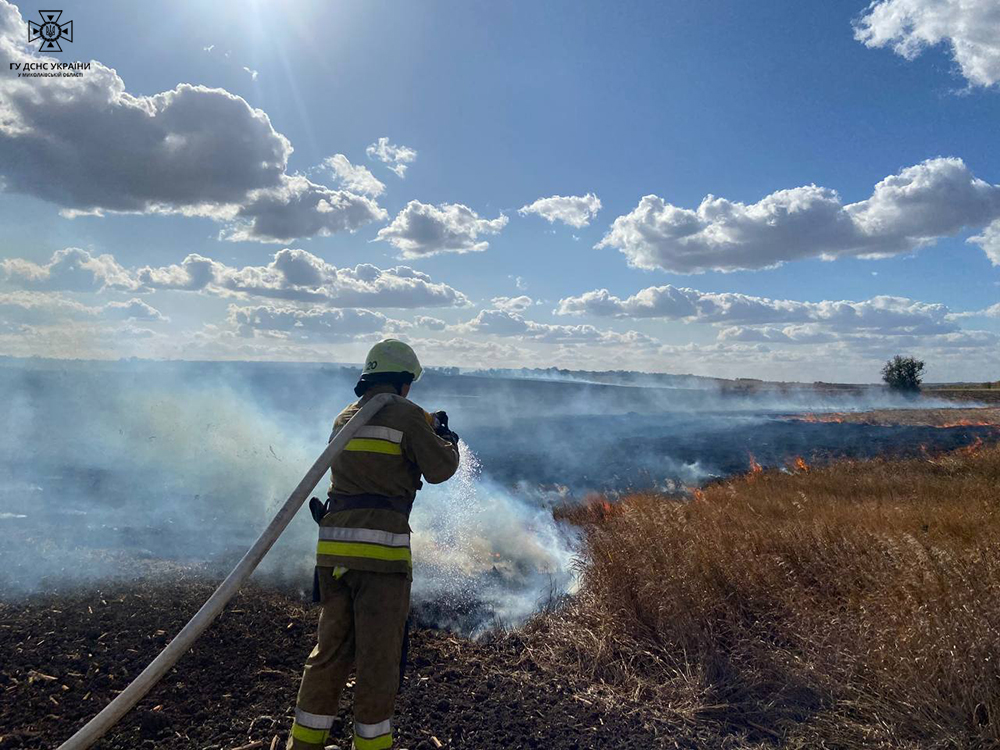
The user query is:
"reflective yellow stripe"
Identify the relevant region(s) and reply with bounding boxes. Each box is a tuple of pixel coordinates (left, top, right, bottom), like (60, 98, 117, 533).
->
(345, 438, 402, 455)
(353, 732, 392, 750)
(317, 540, 412, 564)
(292, 722, 329, 745)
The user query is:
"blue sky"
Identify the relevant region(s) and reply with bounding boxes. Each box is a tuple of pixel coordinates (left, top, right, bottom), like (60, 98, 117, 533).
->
(0, 0, 998, 381)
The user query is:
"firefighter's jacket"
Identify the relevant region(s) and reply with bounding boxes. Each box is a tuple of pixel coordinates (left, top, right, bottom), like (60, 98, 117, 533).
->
(315, 384, 460, 578)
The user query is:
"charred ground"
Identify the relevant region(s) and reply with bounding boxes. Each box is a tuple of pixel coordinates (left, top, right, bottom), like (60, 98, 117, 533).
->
(4, 402, 1000, 749)
(0, 577, 661, 750)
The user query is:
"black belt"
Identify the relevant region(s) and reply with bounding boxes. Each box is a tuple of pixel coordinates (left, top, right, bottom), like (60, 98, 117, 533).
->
(328, 493, 413, 516)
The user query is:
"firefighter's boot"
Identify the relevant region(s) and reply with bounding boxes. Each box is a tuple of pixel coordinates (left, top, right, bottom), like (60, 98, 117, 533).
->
(288, 569, 410, 750)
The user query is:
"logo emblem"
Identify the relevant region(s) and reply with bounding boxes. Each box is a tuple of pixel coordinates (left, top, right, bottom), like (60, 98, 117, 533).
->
(27, 10, 73, 52)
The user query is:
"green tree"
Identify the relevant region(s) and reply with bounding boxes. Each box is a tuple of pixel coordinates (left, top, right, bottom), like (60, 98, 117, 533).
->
(881, 355, 925, 394)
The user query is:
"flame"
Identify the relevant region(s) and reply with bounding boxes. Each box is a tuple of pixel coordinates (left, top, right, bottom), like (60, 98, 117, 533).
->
(796, 413, 847, 424)
(746, 453, 763, 481)
(792, 411, 997, 428)
(958, 436, 985, 455)
(692, 488, 706, 502)
(794, 456, 810, 472)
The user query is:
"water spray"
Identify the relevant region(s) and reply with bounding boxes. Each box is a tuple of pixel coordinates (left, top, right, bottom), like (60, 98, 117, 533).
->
(55, 393, 400, 750)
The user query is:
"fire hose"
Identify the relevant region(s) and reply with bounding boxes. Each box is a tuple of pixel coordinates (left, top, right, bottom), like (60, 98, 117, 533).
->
(56, 392, 401, 750)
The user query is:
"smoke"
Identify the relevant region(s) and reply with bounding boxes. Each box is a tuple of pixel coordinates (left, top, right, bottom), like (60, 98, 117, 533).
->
(0, 360, 580, 630)
(409, 443, 578, 632)
(0, 358, 983, 633)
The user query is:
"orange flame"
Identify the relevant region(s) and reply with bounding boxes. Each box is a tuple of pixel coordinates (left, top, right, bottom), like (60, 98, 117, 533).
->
(938, 419, 994, 428)
(796, 413, 847, 424)
(794, 456, 810, 472)
(746, 453, 763, 481)
(958, 436, 985, 455)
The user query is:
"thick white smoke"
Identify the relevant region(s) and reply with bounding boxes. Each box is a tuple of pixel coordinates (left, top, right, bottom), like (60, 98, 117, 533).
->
(409, 442, 578, 630)
(0, 362, 580, 631)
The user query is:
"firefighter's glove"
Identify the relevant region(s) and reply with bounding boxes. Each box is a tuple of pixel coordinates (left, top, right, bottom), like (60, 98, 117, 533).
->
(308, 496, 330, 524)
(432, 411, 459, 445)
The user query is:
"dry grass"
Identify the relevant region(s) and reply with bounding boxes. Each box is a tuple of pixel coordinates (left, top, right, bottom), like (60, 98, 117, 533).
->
(524, 441, 1000, 748)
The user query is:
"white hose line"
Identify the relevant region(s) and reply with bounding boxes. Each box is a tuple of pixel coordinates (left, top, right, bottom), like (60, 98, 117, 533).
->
(56, 393, 401, 750)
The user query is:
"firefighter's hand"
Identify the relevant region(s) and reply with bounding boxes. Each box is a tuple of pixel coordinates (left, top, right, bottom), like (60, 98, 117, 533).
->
(431, 410, 459, 444)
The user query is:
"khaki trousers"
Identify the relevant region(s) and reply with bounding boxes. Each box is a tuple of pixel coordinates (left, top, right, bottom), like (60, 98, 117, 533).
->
(288, 569, 411, 750)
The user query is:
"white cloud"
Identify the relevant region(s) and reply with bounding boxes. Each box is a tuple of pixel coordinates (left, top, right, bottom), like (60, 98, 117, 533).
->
(2, 247, 470, 309)
(242, 66, 259, 81)
(955, 302, 1000, 319)
(414, 316, 447, 331)
(227, 304, 395, 342)
(969, 219, 1000, 266)
(597, 158, 1000, 272)
(455, 308, 657, 346)
(103, 298, 169, 322)
(138, 248, 469, 308)
(556, 284, 1000, 375)
(322, 154, 386, 197)
(490, 295, 534, 313)
(1, 248, 139, 292)
(376, 201, 509, 258)
(519, 193, 602, 228)
(222, 176, 387, 243)
(854, 0, 1000, 88)
(717, 325, 837, 345)
(0, 2, 382, 242)
(409, 336, 528, 367)
(557, 285, 961, 337)
(0, 291, 167, 324)
(366, 137, 417, 178)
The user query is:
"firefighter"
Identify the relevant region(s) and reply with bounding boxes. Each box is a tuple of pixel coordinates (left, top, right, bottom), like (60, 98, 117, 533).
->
(288, 339, 460, 750)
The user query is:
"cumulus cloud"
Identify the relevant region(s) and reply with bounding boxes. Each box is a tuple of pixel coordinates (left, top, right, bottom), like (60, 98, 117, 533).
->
(1, 248, 139, 292)
(490, 295, 534, 313)
(557, 285, 961, 336)
(0, 2, 382, 242)
(0, 291, 167, 324)
(227, 304, 395, 342)
(455, 308, 657, 346)
(138, 248, 468, 308)
(321, 154, 386, 198)
(366, 137, 417, 178)
(969, 219, 1000, 266)
(376, 201, 509, 258)
(222, 176, 387, 243)
(414, 316, 447, 331)
(103, 298, 169, 322)
(518, 193, 602, 228)
(556, 284, 1000, 367)
(409, 336, 527, 367)
(597, 158, 1000, 272)
(854, 0, 1000, 88)
(3, 247, 470, 309)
